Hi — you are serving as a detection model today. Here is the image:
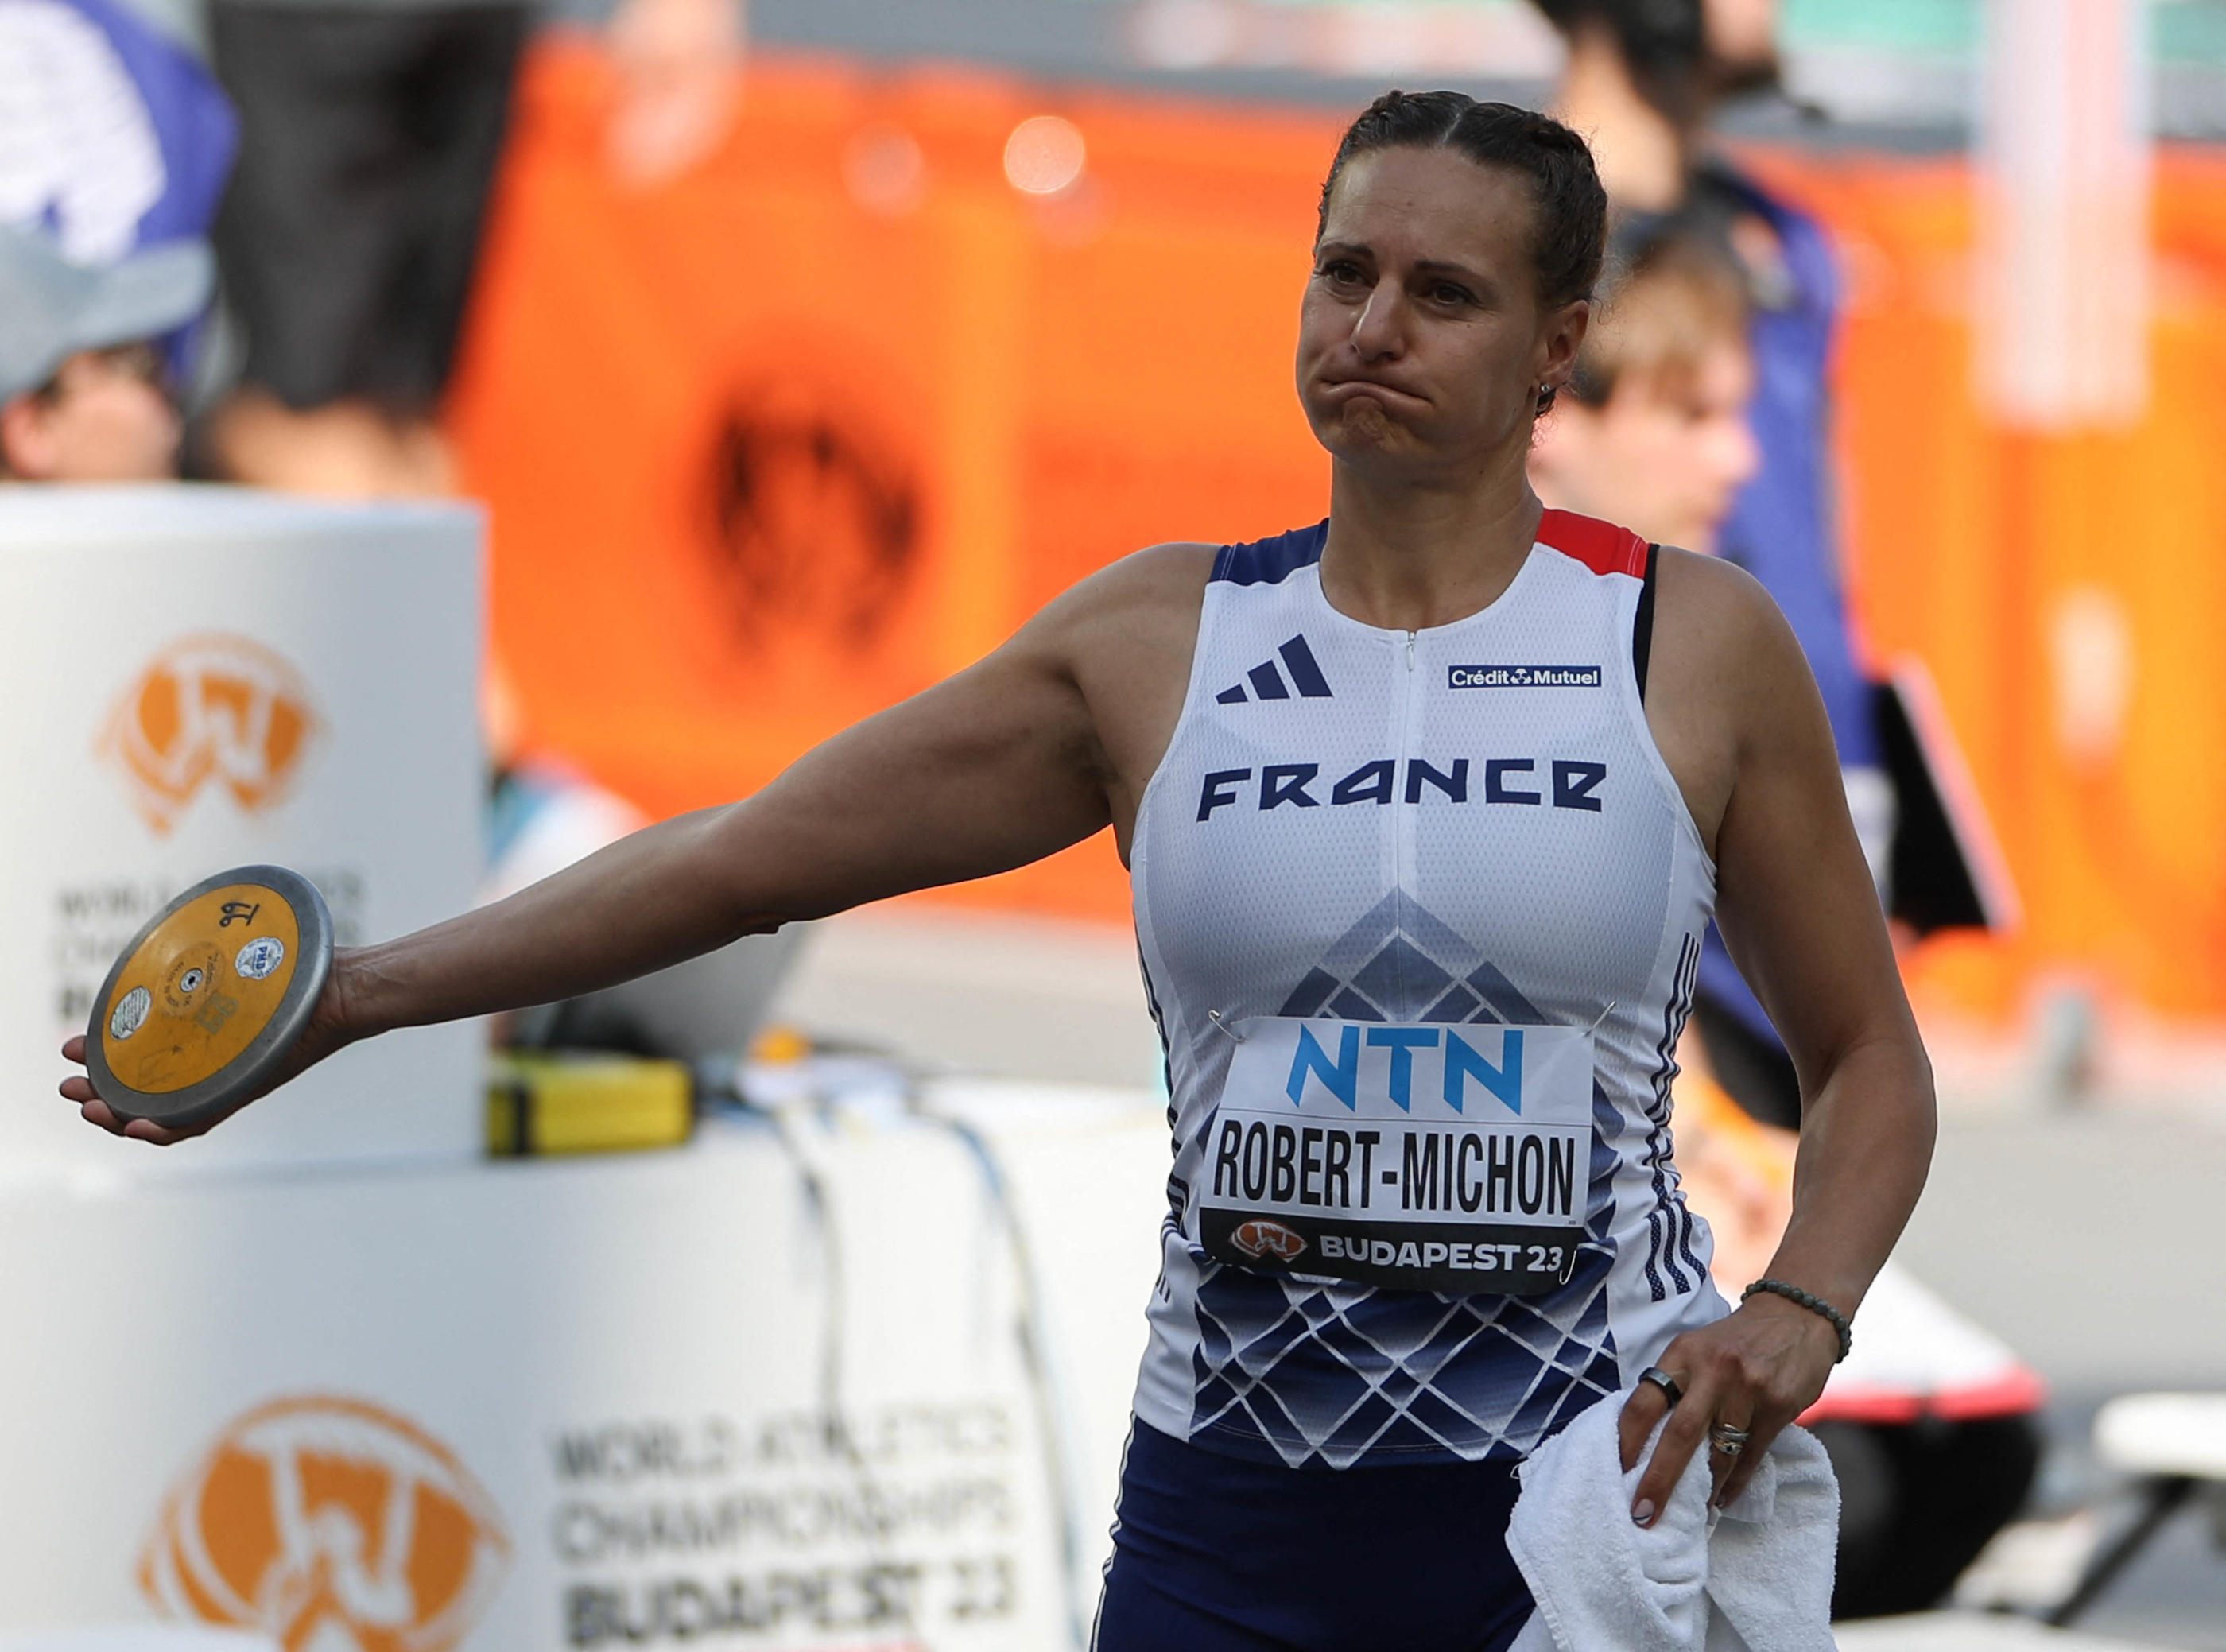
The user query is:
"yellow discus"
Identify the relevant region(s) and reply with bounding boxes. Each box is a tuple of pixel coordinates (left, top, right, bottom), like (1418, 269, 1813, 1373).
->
(83, 865, 333, 1130)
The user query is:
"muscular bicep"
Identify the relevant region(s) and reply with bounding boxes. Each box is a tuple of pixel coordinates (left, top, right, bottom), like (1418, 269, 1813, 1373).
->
(1709, 592, 1916, 1092)
(708, 624, 1112, 919)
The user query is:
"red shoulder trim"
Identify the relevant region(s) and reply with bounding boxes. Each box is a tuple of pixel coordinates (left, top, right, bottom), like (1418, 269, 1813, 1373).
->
(1537, 509, 1650, 578)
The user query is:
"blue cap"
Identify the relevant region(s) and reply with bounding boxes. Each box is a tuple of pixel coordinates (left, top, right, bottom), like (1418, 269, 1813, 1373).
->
(0, 0, 236, 394)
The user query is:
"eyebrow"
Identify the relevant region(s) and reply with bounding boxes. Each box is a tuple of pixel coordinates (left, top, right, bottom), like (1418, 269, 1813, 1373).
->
(1315, 242, 1488, 283)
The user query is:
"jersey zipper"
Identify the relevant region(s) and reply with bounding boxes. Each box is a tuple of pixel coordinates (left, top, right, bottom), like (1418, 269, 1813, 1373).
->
(1394, 630, 1422, 962)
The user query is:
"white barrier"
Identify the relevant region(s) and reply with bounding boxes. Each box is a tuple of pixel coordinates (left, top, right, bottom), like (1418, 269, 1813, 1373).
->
(0, 1099, 1140, 1650)
(0, 487, 483, 1178)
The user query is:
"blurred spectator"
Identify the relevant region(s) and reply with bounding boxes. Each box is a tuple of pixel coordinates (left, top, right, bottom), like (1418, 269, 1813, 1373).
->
(200, 0, 744, 498)
(0, 0, 236, 480)
(0, 228, 205, 479)
(1531, 0, 2042, 1619)
(1534, 0, 1891, 1129)
(1528, 227, 1759, 553)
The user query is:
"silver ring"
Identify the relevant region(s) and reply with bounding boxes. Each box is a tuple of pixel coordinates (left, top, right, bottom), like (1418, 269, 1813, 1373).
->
(1638, 1367, 1684, 1407)
(1708, 1422, 1751, 1457)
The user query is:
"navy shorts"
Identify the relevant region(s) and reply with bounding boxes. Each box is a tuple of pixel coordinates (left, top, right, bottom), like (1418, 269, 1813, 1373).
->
(1093, 1421, 1538, 1652)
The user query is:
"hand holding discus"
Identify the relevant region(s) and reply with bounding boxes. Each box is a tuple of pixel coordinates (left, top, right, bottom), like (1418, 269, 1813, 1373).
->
(61, 866, 359, 1146)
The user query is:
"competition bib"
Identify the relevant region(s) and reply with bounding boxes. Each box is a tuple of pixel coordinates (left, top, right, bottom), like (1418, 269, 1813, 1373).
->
(1197, 1018, 1592, 1295)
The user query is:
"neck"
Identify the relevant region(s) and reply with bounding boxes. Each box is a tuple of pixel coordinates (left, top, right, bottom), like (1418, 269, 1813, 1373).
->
(1320, 452, 1544, 632)
(1555, 25, 1689, 214)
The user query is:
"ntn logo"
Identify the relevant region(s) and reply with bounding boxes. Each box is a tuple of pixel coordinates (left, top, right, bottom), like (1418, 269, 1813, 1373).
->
(1288, 1023, 1525, 1113)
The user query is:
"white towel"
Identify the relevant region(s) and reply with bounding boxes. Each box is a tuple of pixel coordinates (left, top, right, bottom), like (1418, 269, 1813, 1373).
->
(1504, 1383, 1839, 1652)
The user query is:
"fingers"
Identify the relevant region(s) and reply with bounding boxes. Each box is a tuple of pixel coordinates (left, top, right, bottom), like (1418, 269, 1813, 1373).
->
(1714, 1418, 1782, 1510)
(122, 1115, 188, 1146)
(1618, 1376, 1672, 1473)
(77, 1096, 126, 1134)
(74, 1094, 188, 1145)
(62, 1034, 86, 1063)
(1704, 1399, 1756, 1507)
(1629, 1302, 1840, 1525)
(1631, 1360, 1716, 1525)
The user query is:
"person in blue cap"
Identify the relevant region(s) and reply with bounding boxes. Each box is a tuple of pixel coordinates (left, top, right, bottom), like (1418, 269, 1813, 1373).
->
(0, 0, 235, 479)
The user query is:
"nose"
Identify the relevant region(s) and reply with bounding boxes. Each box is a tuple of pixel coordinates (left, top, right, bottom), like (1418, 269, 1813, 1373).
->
(1712, 410, 1762, 492)
(1350, 278, 1406, 361)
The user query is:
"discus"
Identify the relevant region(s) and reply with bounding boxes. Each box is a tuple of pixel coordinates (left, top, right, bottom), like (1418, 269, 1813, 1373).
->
(82, 865, 333, 1130)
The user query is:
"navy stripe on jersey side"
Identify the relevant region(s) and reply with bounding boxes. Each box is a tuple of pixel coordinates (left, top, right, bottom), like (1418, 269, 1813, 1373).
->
(1642, 934, 1704, 1302)
(1211, 522, 1329, 586)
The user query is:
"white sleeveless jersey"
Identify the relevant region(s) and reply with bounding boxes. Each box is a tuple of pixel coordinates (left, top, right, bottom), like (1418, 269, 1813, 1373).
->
(1128, 510, 1727, 1469)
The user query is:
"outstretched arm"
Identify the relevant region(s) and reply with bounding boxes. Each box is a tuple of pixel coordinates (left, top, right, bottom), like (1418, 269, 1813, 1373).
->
(64, 567, 1152, 1141)
(1619, 553, 1936, 1516)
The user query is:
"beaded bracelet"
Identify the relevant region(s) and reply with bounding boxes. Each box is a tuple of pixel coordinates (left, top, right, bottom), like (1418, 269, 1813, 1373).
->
(1742, 1278, 1854, 1363)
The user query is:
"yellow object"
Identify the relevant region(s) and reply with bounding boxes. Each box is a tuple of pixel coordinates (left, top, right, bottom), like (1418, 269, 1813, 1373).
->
(102, 882, 302, 1095)
(748, 1023, 811, 1064)
(486, 1052, 692, 1158)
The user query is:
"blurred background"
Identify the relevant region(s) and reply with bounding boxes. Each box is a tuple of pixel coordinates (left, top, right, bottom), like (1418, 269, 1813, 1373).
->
(5, 0, 2226, 1648)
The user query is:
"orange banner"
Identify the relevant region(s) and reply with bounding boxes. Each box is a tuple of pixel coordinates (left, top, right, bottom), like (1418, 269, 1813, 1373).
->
(449, 44, 2226, 1021)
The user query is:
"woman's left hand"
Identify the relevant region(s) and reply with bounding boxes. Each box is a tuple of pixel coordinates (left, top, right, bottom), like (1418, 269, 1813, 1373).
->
(1616, 1292, 1840, 1523)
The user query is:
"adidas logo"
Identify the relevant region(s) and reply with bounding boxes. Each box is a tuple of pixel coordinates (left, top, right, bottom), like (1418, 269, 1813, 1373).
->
(1216, 635, 1333, 704)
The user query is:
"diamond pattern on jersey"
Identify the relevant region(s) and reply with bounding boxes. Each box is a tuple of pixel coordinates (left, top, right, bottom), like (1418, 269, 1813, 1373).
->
(1187, 891, 1628, 1468)
(1214, 634, 1334, 704)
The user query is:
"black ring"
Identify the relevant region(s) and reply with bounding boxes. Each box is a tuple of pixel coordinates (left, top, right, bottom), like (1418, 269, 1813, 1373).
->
(1638, 1366, 1683, 1406)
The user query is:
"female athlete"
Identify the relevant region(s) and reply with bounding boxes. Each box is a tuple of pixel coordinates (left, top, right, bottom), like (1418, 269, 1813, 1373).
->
(64, 92, 1934, 1650)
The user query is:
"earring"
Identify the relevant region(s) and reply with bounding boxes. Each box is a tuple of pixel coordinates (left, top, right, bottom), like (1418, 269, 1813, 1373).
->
(1534, 383, 1557, 415)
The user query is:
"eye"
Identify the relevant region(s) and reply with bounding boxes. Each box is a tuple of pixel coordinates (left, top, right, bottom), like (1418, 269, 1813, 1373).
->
(1429, 281, 1477, 307)
(1319, 258, 1367, 288)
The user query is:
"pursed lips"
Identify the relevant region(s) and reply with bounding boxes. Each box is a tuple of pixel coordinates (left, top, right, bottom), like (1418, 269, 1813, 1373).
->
(1320, 375, 1426, 408)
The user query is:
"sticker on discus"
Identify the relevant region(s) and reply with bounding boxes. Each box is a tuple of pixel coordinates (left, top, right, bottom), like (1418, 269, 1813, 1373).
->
(234, 937, 287, 980)
(108, 986, 152, 1041)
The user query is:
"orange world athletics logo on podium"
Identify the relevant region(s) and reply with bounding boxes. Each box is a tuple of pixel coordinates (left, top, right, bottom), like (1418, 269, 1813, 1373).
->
(140, 1395, 510, 1652)
(101, 635, 323, 836)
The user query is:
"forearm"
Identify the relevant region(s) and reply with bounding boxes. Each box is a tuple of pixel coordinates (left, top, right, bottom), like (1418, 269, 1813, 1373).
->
(344, 803, 791, 1037)
(1759, 1027, 1936, 1317)
(339, 663, 1111, 1038)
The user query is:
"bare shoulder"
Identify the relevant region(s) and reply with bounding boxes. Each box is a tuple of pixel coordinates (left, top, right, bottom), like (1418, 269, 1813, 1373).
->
(1014, 541, 1219, 848)
(1653, 548, 1792, 657)
(1025, 541, 1219, 648)
(1651, 549, 1818, 715)
(1643, 547, 1827, 855)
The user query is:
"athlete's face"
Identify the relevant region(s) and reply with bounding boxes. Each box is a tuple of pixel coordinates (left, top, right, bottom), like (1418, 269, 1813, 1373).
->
(1297, 148, 1588, 483)
(1526, 341, 1759, 554)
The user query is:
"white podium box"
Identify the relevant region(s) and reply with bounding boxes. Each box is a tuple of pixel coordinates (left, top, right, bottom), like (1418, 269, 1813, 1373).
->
(0, 487, 483, 1179)
(0, 1111, 1078, 1651)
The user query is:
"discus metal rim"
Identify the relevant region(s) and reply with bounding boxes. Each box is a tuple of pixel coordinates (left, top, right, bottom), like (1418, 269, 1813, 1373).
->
(83, 864, 333, 1130)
